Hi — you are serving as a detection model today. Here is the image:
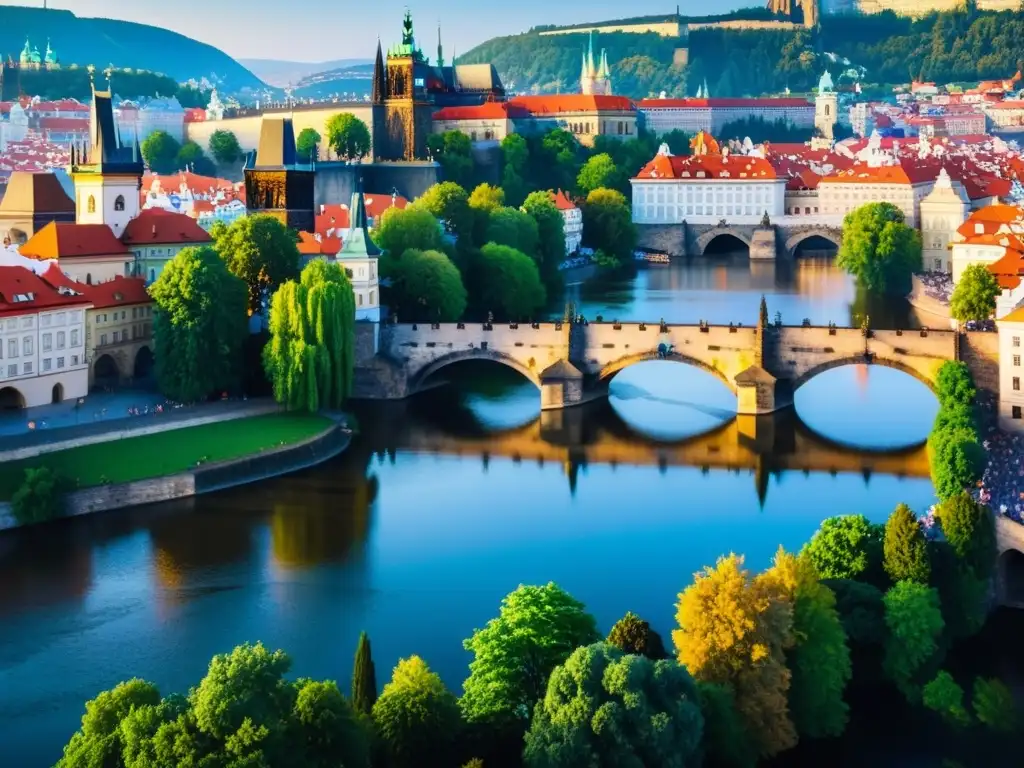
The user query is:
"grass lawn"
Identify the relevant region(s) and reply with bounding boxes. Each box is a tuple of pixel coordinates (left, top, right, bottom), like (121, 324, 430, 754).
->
(0, 412, 334, 500)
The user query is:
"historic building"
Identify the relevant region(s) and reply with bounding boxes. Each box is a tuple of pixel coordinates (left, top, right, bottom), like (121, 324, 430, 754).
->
(580, 32, 612, 96)
(20, 221, 134, 284)
(814, 70, 838, 143)
(243, 117, 315, 233)
(630, 133, 787, 225)
(637, 96, 814, 136)
(121, 207, 212, 284)
(69, 83, 145, 238)
(336, 180, 381, 323)
(919, 167, 970, 273)
(0, 171, 75, 244)
(0, 262, 90, 408)
(19, 38, 59, 71)
(997, 305, 1024, 432)
(551, 189, 582, 254)
(372, 12, 504, 161)
(767, 0, 819, 26)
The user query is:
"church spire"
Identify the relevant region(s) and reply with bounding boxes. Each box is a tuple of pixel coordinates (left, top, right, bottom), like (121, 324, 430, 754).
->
(587, 30, 595, 75)
(437, 23, 444, 68)
(703, 77, 710, 98)
(372, 39, 385, 105)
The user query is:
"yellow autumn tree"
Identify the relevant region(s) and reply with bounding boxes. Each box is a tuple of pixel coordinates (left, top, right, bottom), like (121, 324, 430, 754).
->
(673, 553, 797, 758)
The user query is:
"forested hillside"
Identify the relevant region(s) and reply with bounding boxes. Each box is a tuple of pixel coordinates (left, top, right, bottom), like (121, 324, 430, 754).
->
(0, 5, 265, 92)
(458, 7, 1024, 98)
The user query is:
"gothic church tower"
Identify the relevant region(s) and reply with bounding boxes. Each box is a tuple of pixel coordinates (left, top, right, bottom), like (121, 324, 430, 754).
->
(579, 31, 612, 96)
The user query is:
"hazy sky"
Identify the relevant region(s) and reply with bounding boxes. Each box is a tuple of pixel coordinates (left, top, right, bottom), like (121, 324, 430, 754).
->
(4, 0, 745, 62)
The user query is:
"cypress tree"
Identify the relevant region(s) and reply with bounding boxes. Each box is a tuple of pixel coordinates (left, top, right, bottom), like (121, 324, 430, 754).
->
(352, 631, 377, 715)
(883, 503, 930, 585)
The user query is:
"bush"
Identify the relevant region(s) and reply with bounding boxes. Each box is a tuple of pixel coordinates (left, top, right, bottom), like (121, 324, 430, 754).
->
(11, 467, 65, 525)
(922, 671, 970, 726)
(606, 611, 668, 659)
(802, 514, 885, 582)
(972, 677, 1017, 732)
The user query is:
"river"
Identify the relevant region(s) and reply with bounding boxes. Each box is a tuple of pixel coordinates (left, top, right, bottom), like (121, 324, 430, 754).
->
(0, 256, 971, 766)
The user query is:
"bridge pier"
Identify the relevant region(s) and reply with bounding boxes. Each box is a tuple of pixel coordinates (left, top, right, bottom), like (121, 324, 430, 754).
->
(540, 360, 585, 410)
(734, 366, 793, 415)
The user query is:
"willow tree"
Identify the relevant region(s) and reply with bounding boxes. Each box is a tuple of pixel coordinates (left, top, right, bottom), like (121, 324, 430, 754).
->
(263, 260, 355, 411)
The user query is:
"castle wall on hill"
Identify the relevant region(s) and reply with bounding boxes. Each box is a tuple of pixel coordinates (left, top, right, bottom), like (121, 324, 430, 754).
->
(538, 20, 683, 37)
(186, 103, 375, 158)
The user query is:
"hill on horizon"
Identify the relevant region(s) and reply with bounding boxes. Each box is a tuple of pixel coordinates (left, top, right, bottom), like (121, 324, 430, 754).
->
(240, 57, 371, 88)
(0, 5, 266, 92)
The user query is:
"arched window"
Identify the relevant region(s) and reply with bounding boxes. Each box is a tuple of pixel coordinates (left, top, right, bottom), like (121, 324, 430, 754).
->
(825, 104, 831, 117)
(87, 195, 96, 214)
(86, 273, 92, 285)
(369, 290, 376, 305)
(114, 195, 125, 211)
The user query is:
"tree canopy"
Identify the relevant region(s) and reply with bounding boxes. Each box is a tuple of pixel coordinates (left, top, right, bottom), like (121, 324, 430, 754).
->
(461, 582, 599, 730)
(883, 503, 930, 584)
(375, 206, 445, 266)
(387, 248, 467, 322)
(208, 129, 242, 165)
(150, 245, 247, 403)
(576, 153, 625, 197)
(263, 260, 355, 411)
(582, 187, 636, 267)
(837, 202, 922, 295)
(521, 190, 567, 293)
(326, 113, 371, 160)
(882, 581, 945, 699)
(523, 642, 704, 768)
(417, 182, 475, 248)
(606, 611, 668, 659)
(427, 130, 474, 189)
(141, 130, 181, 175)
(175, 140, 216, 176)
(215, 214, 302, 314)
(950, 263, 1001, 323)
(475, 243, 547, 320)
(802, 514, 885, 583)
(296, 127, 322, 162)
(485, 207, 540, 256)
(501, 134, 530, 207)
(351, 631, 377, 717)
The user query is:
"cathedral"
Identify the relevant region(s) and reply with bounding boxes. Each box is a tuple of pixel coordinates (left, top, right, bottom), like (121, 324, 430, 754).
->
(19, 38, 59, 70)
(766, 0, 819, 27)
(580, 32, 612, 96)
(371, 11, 504, 161)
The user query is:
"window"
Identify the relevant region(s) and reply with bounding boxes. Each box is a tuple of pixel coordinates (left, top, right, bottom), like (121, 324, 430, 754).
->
(57, 357, 64, 369)
(100, 334, 107, 346)
(114, 195, 125, 211)
(70, 329, 79, 347)
(1014, 405, 1022, 419)
(7, 364, 16, 377)
(132, 307, 138, 320)
(23, 337, 32, 356)
(42, 358, 51, 371)
(87, 195, 96, 213)
(1015, 377, 1021, 391)
(357, 293, 363, 306)
(71, 354, 79, 366)
(1015, 355, 1021, 367)
(1015, 336, 1021, 348)
(42, 333, 52, 352)
(86, 273, 92, 285)
(22, 362, 31, 374)
(112, 331, 120, 343)
(369, 290, 376, 305)
(7, 339, 16, 358)
(124, 262, 131, 276)
(149, 268, 156, 282)
(56, 332, 65, 349)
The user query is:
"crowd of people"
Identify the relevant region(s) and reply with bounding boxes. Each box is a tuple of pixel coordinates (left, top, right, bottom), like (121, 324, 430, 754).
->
(916, 270, 954, 303)
(976, 399, 1023, 521)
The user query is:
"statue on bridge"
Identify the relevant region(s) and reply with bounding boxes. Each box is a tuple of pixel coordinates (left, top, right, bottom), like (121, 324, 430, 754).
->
(760, 210, 771, 227)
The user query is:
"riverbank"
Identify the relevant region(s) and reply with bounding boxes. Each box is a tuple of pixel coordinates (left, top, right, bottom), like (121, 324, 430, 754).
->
(0, 413, 350, 530)
(907, 273, 955, 329)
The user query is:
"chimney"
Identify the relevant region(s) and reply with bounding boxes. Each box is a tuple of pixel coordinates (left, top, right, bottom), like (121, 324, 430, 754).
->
(320, 204, 325, 214)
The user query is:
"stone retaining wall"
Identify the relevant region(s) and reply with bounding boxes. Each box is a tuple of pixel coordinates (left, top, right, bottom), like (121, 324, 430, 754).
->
(0, 424, 349, 531)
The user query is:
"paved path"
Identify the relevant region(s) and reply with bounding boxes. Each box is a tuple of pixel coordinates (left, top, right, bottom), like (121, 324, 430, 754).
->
(0, 398, 281, 461)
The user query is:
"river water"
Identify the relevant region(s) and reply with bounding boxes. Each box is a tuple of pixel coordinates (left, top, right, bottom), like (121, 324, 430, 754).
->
(0, 256, 957, 766)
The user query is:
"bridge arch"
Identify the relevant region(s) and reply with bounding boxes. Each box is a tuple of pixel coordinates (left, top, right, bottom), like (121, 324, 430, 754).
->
(784, 228, 842, 258)
(696, 227, 751, 256)
(409, 348, 542, 393)
(598, 351, 738, 394)
(792, 355, 938, 393)
(997, 548, 1024, 608)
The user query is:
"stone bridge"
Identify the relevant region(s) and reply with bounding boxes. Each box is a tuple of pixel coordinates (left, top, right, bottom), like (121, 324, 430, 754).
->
(996, 516, 1024, 609)
(366, 319, 962, 412)
(636, 221, 843, 259)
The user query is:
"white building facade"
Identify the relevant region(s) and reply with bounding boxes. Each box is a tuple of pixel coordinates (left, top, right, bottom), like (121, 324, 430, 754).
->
(919, 168, 970, 273)
(997, 307, 1024, 432)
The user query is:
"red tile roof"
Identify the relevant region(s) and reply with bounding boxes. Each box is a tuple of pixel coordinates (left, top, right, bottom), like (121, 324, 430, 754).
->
(79, 273, 151, 308)
(433, 102, 527, 120)
(507, 94, 636, 115)
(120, 208, 212, 246)
(550, 189, 578, 211)
(20, 222, 131, 260)
(183, 108, 206, 123)
(634, 151, 778, 180)
(39, 116, 89, 133)
(0, 264, 92, 317)
(315, 193, 408, 237)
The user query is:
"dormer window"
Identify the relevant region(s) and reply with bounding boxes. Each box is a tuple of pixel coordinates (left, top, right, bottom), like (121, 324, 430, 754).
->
(13, 292, 34, 302)
(696, 171, 706, 178)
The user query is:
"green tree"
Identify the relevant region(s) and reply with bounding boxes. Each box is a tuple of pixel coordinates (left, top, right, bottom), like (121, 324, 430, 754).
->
(576, 153, 625, 197)
(475, 243, 547, 320)
(468, 182, 506, 246)
(882, 581, 945, 699)
(761, 550, 852, 739)
(696, 682, 757, 768)
(427, 130, 474, 188)
(883, 503, 930, 584)
(606, 611, 668, 659)
(936, 492, 995, 578)
(417, 181, 474, 248)
(150, 246, 247, 402)
(176, 140, 216, 176)
(500, 133, 530, 206)
(582, 187, 636, 266)
(11, 466, 65, 525)
(372, 656, 460, 768)
(922, 671, 970, 726)
(141, 129, 182, 174)
(673, 554, 797, 758)
(821, 578, 887, 686)
(928, 426, 985, 502)
(485, 207, 539, 256)
(215, 213, 302, 314)
(836, 202, 923, 295)
(293, 678, 371, 768)
(521, 190, 567, 294)
(461, 582, 600, 730)
(263, 260, 355, 411)
(523, 642, 704, 768)
(375, 206, 444, 267)
(57, 679, 162, 768)
(296, 127, 322, 162)
(950, 263, 1001, 323)
(936, 361, 977, 408)
(929, 539, 987, 641)
(540, 129, 581, 192)
(802, 514, 885, 582)
(972, 677, 1017, 732)
(352, 631, 377, 717)
(208, 128, 242, 164)
(326, 113, 371, 160)
(660, 129, 691, 155)
(388, 248, 467, 321)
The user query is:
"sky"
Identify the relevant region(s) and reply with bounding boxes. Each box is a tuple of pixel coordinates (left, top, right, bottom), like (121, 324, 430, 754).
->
(2, 0, 746, 63)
